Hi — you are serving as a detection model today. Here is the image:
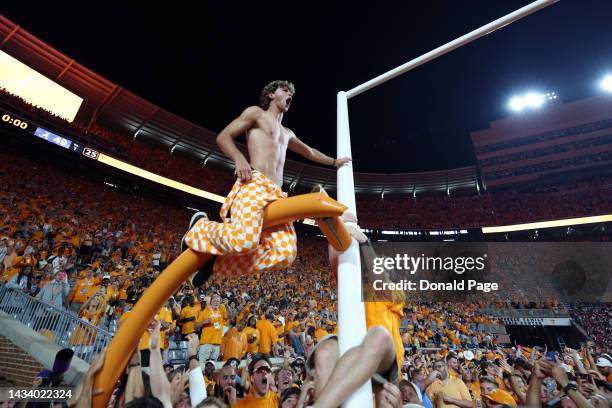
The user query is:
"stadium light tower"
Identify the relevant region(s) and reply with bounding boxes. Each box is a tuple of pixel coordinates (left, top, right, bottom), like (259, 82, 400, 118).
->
(509, 96, 525, 111)
(508, 91, 557, 112)
(601, 75, 612, 92)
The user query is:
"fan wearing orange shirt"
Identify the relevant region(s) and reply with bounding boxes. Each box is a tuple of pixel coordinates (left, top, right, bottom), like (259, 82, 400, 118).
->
(233, 354, 279, 408)
(178, 296, 199, 339)
(119, 304, 173, 367)
(356, 236, 406, 374)
(256, 311, 279, 356)
(196, 292, 227, 362)
(221, 318, 248, 361)
(242, 315, 261, 355)
(71, 294, 106, 347)
(67, 269, 100, 313)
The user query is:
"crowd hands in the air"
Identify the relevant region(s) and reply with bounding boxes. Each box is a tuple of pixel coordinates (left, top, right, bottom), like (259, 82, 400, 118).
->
(62, 325, 612, 408)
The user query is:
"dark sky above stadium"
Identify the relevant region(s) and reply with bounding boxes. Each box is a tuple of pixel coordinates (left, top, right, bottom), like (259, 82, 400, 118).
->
(4, 1, 612, 173)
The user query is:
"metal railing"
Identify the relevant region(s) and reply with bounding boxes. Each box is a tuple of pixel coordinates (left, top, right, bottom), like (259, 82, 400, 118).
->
(0, 285, 114, 364)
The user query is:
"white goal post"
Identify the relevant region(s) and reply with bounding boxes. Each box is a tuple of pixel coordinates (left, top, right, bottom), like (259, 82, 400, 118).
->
(335, 1, 558, 406)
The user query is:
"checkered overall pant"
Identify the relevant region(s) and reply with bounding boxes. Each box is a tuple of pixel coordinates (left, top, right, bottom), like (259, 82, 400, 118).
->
(184, 171, 297, 276)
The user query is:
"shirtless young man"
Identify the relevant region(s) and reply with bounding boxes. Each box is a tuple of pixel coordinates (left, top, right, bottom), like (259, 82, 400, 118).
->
(182, 80, 350, 283)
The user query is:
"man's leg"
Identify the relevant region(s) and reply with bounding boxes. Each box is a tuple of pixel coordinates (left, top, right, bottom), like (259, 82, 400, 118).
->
(313, 326, 396, 408)
(212, 222, 297, 276)
(184, 181, 267, 257)
(312, 338, 340, 398)
(184, 179, 273, 281)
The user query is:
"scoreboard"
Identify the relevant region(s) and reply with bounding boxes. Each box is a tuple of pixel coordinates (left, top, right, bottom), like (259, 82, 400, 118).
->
(2, 110, 100, 160)
(1, 108, 227, 204)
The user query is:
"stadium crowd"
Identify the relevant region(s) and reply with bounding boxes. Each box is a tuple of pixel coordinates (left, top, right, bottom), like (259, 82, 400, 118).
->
(1, 147, 612, 407)
(1, 90, 612, 407)
(478, 134, 612, 167)
(3, 87, 612, 232)
(568, 304, 612, 351)
(484, 151, 612, 180)
(42, 326, 609, 408)
(474, 118, 612, 155)
(357, 179, 612, 229)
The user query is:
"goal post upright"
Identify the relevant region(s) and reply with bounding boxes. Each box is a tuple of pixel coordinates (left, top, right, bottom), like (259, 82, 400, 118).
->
(335, 1, 558, 406)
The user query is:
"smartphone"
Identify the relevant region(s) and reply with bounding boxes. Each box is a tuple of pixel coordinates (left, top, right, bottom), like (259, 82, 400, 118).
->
(545, 351, 557, 362)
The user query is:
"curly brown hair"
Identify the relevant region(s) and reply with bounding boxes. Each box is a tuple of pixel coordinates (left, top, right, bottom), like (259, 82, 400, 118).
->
(259, 80, 295, 110)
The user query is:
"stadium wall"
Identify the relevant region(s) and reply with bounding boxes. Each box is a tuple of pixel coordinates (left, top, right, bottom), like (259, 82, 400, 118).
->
(0, 311, 89, 387)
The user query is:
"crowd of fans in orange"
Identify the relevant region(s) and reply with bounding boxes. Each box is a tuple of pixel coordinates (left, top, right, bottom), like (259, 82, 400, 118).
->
(2, 89, 612, 407)
(1, 147, 612, 407)
(357, 181, 612, 229)
(3, 87, 612, 232)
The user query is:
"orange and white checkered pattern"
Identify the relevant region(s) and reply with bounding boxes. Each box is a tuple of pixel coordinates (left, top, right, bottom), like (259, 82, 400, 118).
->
(184, 171, 297, 276)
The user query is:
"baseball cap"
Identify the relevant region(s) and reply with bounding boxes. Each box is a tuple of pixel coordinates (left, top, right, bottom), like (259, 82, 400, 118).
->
(483, 389, 517, 407)
(291, 356, 305, 366)
(596, 357, 612, 368)
(463, 350, 475, 361)
(224, 358, 240, 368)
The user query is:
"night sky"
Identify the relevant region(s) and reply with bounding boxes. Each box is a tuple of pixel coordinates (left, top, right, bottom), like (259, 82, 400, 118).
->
(3, 1, 612, 173)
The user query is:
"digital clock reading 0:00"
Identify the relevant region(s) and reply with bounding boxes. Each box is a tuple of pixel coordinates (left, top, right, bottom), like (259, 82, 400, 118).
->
(2, 113, 30, 130)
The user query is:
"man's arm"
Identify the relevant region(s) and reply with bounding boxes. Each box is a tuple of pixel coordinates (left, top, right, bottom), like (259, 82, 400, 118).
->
(441, 395, 473, 408)
(420, 370, 440, 390)
(288, 133, 351, 167)
(195, 310, 212, 331)
(124, 347, 144, 404)
(509, 374, 527, 404)
(566, 348, 587, 375)
(148, 319, 173, 408)
(216, 106, 262, 181)
(550, 363, 595, 408)
(186, 334, 207, 407)
(584, 343, 600, 376)
(526, 360, 550, 408)
(441, 381, 473, 408)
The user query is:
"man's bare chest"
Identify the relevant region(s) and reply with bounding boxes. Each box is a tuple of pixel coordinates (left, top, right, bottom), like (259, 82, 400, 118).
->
(254, 118, 290, 145)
